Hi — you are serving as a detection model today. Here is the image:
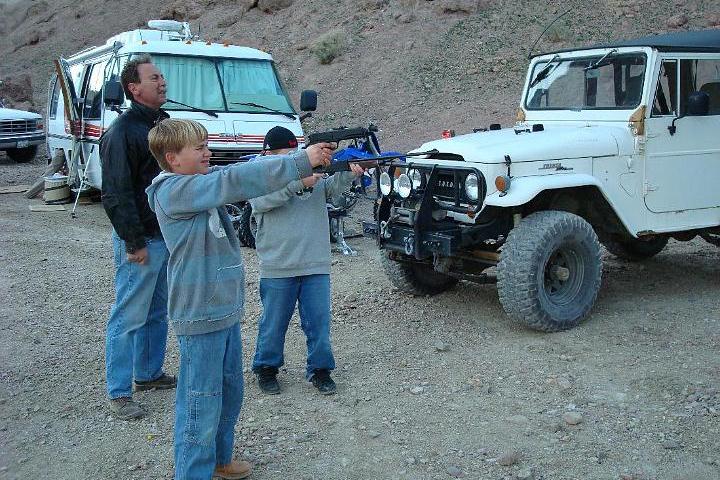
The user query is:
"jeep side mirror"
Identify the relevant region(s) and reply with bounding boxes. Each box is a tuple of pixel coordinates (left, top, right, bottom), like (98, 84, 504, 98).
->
(103, 78, 125, 107)
(300, 90, 317, 112)
(669, 91, 710, 135)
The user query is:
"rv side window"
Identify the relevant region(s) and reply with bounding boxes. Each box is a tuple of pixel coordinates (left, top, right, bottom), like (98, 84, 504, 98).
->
(69, 63, 84, 97)
(49, 75, 60, 119)
(84, 61, 107, 119)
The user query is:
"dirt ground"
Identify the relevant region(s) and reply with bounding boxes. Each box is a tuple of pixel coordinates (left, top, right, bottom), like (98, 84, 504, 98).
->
(1, 155, 720, 480)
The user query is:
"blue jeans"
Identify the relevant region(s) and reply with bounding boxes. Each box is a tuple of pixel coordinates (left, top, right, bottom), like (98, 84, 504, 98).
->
(105, 231, 169, 399)
(175, 324, 244, 480)
(252, 274, 335, 379)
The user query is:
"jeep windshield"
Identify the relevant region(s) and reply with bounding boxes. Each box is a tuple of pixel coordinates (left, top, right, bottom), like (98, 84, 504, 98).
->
(525, 53, 646, 110)
(149, 54, 295, 115)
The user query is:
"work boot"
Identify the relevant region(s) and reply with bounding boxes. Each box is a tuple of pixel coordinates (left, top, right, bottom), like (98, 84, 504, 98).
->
(311, 369, 336, 395)
(255, 367, 280, 395)
(213, 460, 252, 479)
(134, 373, 177, 391)
(109, 397, 146, 420)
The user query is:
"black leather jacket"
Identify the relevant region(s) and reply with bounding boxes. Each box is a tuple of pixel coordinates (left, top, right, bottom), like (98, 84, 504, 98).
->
(100, 102, 169, 253)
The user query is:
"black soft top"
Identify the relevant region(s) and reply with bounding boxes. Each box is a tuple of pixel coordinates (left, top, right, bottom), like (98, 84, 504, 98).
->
(534, 29, 720, 58)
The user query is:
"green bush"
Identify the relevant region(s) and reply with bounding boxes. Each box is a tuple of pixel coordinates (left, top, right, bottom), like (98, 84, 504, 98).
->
(312, 30, 346, 64)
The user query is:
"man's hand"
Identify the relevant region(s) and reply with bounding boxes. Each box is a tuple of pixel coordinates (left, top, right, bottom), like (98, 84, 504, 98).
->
(348, 163, 366, 177)
(306, 142, 335, 168)
(302, 173, 324, 188)
(127, 247, 148, 265)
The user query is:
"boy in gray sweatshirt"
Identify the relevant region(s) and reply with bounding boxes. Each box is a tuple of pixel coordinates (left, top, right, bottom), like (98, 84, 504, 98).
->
(145, 119, 333, 480)
(250, 126, 364, 396)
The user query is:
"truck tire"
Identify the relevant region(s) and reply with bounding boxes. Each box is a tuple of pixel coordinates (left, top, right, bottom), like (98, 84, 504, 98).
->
(238, 202, 257, 248)
(497, 211, 602, 332)
(7, 145, 37, 163)
(600, 235, 667, 261)
(380, 251, 458, 295)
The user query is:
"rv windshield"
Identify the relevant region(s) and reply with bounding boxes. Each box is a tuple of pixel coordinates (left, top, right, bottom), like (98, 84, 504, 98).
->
(525, 53, 646, 110)
(149, 55, 295, 114)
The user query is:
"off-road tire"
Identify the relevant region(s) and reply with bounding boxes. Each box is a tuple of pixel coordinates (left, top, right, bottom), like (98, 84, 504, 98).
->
(238, 202, 257, 248)
(380, 251, 458, 295)
(497, 211, 602, 332)
(7, 145, 37, 163)
(599, 234, 667, 261)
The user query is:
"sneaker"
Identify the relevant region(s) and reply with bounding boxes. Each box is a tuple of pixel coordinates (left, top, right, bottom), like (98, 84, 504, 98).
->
(109, 397, 146, 420)
(255, 367, 280, 395)
(311, 369, 336, 395)
(134, 373, 177, 391)
(213, 460, 252, 479)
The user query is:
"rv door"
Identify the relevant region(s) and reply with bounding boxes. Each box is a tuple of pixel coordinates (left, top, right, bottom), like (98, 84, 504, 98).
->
(53, 58, 80, 127)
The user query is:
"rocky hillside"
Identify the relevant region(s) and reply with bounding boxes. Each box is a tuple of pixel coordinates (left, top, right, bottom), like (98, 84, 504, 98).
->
(1, 0, 717, 149)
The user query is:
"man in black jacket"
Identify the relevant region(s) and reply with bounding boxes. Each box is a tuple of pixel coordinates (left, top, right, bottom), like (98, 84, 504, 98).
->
(100, 55, 175, 420)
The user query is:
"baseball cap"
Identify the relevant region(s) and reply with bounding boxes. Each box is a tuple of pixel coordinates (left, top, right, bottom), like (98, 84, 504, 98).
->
(263, 126, 298, 151)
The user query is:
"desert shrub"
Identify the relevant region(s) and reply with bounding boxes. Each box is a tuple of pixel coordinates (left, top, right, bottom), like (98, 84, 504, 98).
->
(546, 22, 571, 43)
(311, 30, 346, 65)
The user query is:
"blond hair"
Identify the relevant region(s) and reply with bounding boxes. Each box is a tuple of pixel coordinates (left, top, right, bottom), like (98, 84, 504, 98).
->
(148, 119, 208, 171)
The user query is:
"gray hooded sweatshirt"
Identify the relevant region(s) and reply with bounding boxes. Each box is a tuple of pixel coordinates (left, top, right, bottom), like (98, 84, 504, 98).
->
(249, 164, 356, 278)
(146, 151, 312, 336)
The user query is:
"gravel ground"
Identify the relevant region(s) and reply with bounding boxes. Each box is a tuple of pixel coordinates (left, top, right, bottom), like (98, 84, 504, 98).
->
(1, 156, 720, 480)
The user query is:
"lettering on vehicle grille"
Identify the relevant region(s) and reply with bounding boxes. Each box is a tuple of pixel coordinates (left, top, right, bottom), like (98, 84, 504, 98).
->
(438, 180, 454, 188)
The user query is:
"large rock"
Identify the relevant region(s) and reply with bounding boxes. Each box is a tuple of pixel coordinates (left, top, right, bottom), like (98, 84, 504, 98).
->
(0, 73, 33, 104)
(707, 13, 720, 27)
(666, 14, 688, 28)
(435, 0, 492, 14)
(258, 0, 293, 13)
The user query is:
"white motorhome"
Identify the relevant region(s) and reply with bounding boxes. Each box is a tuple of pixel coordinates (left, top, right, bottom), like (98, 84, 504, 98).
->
(47, 20, 316, 190)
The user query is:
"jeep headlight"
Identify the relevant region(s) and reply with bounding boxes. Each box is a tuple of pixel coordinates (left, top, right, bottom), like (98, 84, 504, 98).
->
(379, 172, 392, 196)
(464, 173, 479, 201)
(396, 174, 412, 198)
(408, 169, 424, 190)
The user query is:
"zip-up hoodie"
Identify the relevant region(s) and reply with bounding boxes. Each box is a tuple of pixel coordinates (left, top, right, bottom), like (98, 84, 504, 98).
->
(146, 151, 312, 336)
(250, 168, 356, 278)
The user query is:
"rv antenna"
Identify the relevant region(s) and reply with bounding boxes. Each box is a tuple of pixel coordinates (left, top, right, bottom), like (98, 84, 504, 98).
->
(527, 8, 572, 60)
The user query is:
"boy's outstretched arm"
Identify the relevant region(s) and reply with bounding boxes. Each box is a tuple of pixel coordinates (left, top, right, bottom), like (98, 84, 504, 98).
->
(158, 144, 333, 217)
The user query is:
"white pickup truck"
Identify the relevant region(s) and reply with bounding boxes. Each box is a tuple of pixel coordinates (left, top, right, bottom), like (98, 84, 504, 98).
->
(0, 106, 44, 162)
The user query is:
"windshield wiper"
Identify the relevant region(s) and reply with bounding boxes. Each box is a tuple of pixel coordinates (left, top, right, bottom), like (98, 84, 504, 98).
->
(529, 54, 561, 88)
(165, 98, 219, 118)
(584, 48, 618, 71)
(230, 101, 296, 119)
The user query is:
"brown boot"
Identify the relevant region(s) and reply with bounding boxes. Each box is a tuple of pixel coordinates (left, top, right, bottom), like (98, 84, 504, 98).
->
(213, 460, 252, 479)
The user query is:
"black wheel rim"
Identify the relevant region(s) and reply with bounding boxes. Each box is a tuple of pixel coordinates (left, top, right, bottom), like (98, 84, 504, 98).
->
(542, 244, 584, 306)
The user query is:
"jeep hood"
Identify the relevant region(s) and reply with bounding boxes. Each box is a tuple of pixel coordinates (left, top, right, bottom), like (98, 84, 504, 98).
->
(416, 124, 622, 164)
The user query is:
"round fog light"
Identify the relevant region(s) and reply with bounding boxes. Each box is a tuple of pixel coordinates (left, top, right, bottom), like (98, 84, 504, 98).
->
(397, 174, 412, 198)
(464, 173, 479, 201)
(408, 169, 423, 189)
(379, 172, 392, 196)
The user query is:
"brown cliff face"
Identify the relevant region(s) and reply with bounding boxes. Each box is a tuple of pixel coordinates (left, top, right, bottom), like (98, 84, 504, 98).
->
(0, 0, 713, 148)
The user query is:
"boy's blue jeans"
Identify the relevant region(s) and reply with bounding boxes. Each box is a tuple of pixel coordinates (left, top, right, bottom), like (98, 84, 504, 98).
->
(252, 274, 335, 379)
(175, 323, 244, 480)
(106, 231, 169, 399)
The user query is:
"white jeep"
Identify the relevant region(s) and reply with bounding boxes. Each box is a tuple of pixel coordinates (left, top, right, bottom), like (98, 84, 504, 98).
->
(0, 106, 44, 163)
(367, 29, 720, 332)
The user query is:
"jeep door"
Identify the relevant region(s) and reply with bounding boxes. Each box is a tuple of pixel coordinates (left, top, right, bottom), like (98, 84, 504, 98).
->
(644, 55, 720, 217)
